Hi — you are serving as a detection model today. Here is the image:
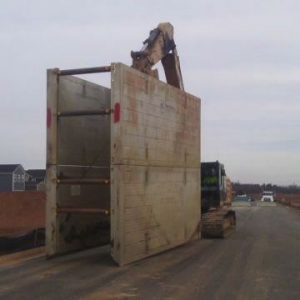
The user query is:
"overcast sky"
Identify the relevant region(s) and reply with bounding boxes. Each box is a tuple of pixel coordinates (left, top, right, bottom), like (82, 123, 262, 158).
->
(1, 0, 299, 185)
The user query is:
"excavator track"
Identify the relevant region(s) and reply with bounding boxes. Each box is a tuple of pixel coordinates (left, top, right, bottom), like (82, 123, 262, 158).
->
(201, 208, 236, 238)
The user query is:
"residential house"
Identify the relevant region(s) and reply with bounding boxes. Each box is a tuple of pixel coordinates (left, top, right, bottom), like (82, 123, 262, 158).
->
(0, 164, 26, 192)
(25, 169, 46, 191)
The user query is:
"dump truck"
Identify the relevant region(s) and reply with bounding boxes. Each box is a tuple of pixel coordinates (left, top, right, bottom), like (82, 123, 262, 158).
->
(261, 191, 275, 202)
(201, 161, 236, 238)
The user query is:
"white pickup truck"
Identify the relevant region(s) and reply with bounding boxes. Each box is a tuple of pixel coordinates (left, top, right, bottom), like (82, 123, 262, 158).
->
(261, 191, 275, 202)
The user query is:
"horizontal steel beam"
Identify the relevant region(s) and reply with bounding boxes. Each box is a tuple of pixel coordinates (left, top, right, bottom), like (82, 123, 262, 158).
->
(56, 178, 110, 185)
(57, 207, 109, 215)
(57, 109, 112, 117)
(59, 66, 111, 76)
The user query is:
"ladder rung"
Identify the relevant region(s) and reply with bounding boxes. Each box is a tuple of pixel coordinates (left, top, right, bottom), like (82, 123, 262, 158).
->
(57, 207, 109, 215)
(56, 178, 110, 185)
(59, 66, 111, 76)
(57, 109, 112, 117)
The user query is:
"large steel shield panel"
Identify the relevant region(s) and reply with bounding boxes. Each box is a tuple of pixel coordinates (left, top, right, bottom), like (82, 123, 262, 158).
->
(110, 63, 201, 265)
(46, 71, 111, 256)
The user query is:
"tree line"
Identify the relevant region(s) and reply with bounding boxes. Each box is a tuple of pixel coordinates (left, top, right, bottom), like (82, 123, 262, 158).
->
(233, 182, 300, 195)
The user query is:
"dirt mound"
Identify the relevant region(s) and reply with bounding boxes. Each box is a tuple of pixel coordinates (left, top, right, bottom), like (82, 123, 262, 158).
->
(276, 193, 300, 209)
(0, 192, 45, 235)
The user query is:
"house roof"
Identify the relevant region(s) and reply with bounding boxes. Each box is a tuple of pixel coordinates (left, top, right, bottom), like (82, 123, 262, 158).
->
(26, 169, 46, 178)
(0, 164, 21, 173)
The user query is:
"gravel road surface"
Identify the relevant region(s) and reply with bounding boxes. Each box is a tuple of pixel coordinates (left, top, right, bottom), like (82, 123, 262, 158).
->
(0, 204, 299, 300)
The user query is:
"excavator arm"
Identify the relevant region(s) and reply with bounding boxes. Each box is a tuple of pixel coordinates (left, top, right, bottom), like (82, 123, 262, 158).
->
(131, 22, 184, 90)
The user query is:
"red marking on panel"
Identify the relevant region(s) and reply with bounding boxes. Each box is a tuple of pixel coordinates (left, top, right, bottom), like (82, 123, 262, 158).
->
(47, 108, 52, 128)
(183, 95, 187, 108)
(114, 103, 121, 123)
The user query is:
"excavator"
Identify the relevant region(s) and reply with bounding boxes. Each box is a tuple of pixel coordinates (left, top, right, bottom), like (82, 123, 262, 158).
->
(131, 23, 236, 238)
(131, 22, 184, 90)
(201, 162, 236, 238)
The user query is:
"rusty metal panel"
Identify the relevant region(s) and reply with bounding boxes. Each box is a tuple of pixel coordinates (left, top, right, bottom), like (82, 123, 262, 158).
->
(111, 64, 200, 168)
(46, 63, 201, 264)
(46, 71, 111, 257)
(110, 63, 201, 265)
(57, 76, 111, 166)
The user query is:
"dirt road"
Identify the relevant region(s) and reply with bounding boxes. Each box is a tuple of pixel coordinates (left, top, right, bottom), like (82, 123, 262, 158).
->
(0, 204, 299, 300)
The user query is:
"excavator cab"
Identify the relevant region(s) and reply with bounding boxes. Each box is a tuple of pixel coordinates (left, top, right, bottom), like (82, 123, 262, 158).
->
(201, 161, 226, 212)
(201, 161, 236, 238)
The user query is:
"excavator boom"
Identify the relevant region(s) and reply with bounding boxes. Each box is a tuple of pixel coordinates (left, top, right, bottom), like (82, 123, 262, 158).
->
(131, 22, 184, 90)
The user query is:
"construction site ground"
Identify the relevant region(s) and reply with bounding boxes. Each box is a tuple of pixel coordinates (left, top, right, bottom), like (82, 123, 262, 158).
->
(0, 204, 299, 300)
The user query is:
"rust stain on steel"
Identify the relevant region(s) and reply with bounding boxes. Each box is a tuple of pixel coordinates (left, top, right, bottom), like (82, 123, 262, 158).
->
(124, 70, 144, 126)
(47, 108, 52, 128)
(125, 70, 147, 92)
